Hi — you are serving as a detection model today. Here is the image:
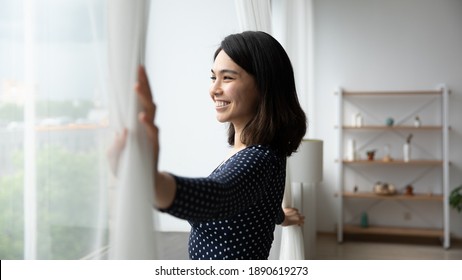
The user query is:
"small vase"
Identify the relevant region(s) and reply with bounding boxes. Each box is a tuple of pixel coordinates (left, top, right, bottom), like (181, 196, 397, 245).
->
(347, 139, 356, 161)
(403, 143, 410, 162)
(386, 117, 394, 126)
(414, 116, 421, 127)
(360, 212, 369, 228)
(355, 113, 363, 127)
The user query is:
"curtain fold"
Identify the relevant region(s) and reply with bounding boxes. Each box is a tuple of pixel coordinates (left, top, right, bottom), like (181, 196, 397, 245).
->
(107, 0, 157, 260)
(234, 0, 272, 33)
(272, 0, 313, 137)
(279, 163, 305, 260)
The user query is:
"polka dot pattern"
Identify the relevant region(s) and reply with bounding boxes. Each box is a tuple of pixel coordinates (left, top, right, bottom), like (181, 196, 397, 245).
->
(162, 145, 286, 260)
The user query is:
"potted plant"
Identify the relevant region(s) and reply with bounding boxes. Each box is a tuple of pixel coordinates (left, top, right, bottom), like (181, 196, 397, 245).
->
(366, 149, 376, 161)
(449, 185, 462, 212)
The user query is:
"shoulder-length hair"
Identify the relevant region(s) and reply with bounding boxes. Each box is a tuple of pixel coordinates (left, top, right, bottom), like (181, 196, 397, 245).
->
(214, 31, 307, 157)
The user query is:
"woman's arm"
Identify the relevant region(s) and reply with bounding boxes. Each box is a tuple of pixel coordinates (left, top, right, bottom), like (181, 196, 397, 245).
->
(162, 146, 285, 222)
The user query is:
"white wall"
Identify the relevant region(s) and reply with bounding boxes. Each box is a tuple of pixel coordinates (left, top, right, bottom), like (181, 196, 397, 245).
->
(145, 0, 239, 231)
(313, 0, 462, 238)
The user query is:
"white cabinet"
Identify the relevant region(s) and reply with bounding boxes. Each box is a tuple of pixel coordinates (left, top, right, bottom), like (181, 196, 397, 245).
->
(336, 86, 450, 248)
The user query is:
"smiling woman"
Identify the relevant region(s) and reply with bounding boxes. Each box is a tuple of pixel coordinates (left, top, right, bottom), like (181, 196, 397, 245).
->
(109, 31, 307, 260)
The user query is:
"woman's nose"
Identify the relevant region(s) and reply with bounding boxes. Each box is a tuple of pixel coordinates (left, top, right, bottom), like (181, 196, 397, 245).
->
(209, 81, 223, 97)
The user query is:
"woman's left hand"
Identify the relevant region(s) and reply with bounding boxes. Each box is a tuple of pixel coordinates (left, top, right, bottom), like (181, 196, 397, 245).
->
(281, 207, 305, 227)
(107, 128, 128, 176)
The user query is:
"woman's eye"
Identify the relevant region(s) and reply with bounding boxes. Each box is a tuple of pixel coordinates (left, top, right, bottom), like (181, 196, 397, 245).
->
(210, 76, 216, 81)
(224, 76, 233, 80)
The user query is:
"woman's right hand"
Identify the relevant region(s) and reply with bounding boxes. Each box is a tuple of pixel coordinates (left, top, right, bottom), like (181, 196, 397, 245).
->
(135, 65, 176, 209)
(107, 66, 158, 177)
(135, 65, 160, 170)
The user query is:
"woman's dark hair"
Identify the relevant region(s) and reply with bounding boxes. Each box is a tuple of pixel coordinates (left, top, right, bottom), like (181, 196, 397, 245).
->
(214, 31, 307, 157)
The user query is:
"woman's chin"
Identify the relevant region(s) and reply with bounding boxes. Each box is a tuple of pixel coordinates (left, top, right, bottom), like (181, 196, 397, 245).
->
(215, 115, 229, 123)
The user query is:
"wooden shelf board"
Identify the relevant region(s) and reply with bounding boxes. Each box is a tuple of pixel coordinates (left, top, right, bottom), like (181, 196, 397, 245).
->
(342, 125, 442, 130)
(343, 159, 443, 165)
(342, 192, 443, 201)
(343, 224, 444, 238)
(343, 90, 442, 96)
(35, 123, 108, 132)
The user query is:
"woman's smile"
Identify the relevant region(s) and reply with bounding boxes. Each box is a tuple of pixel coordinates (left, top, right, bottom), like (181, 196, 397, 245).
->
(215, 100, 231, 109)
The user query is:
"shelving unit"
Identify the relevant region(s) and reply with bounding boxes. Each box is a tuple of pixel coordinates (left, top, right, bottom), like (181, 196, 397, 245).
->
(336, 86, 450, 248)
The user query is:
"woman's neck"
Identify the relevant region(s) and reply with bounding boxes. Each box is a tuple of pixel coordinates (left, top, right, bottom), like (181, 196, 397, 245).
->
(226, 125, 246, 159)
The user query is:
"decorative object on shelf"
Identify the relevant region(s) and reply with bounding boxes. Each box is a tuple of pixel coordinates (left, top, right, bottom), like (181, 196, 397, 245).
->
(360, 212, 368, 228)
(353, 185, 358, 193)
(403, 134, 413, 162)
(382, 144, 393, 162)
(404, 184, 414, 196)
(366, 149, 376, 161)
(449, 185, 462, 213)
(414, 116, 421, 127)
(346, 139, 356, 161)
(385, 117, 394, 126)
(354, 113, 363, 127)
(373, 181, 396, 195)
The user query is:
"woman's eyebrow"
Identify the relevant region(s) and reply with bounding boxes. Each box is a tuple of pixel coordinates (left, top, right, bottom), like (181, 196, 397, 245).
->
(211, 69, 239, 75)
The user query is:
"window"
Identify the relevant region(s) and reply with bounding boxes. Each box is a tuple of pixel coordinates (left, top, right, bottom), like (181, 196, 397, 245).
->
(0, 0, 109, 259)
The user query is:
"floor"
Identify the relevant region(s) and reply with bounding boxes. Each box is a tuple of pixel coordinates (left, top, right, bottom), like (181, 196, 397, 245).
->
(156, 232, 462, 260)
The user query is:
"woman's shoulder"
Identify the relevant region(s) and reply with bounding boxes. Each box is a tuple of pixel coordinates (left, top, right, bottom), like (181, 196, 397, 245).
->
(245, 144, 279, 153)
(238, 145, 285, 164)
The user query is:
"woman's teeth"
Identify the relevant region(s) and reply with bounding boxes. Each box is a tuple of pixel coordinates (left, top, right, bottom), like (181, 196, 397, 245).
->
(216, 101, 230, 107)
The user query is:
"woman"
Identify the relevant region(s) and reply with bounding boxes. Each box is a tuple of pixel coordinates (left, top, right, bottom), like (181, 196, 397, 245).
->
(111, 31, 307, 259)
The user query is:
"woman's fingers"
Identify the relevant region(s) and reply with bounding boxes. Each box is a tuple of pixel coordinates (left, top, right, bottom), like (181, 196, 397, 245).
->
(135, 65, 156, 122)
(283, 207, 298, 215)
(135, 65, 160, 172)
(117, 128, 128, 149)
(138, 111, 159, 141)
(107, 128, 128, 176)
(282, 207, 305, 227)
(135, 65, 157, 137)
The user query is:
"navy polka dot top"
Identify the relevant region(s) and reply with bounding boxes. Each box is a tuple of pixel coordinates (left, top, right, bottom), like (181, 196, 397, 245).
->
(162, 145, 286, 260)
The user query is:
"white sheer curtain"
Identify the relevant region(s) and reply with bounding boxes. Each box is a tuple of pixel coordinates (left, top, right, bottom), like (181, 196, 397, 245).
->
(279, 164, 305, 259)
(0, 0, 156, 260)
(272, 0, 314, 135)
(234, 0, 272, 33)
(0, 0, 110, 259)
(274, 0, 314, 260)
(107, 0, 157, 260)
(233, 0, 308, 260)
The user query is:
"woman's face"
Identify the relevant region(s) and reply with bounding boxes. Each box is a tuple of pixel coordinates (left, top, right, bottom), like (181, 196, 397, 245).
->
(209, 50, 260, 130)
